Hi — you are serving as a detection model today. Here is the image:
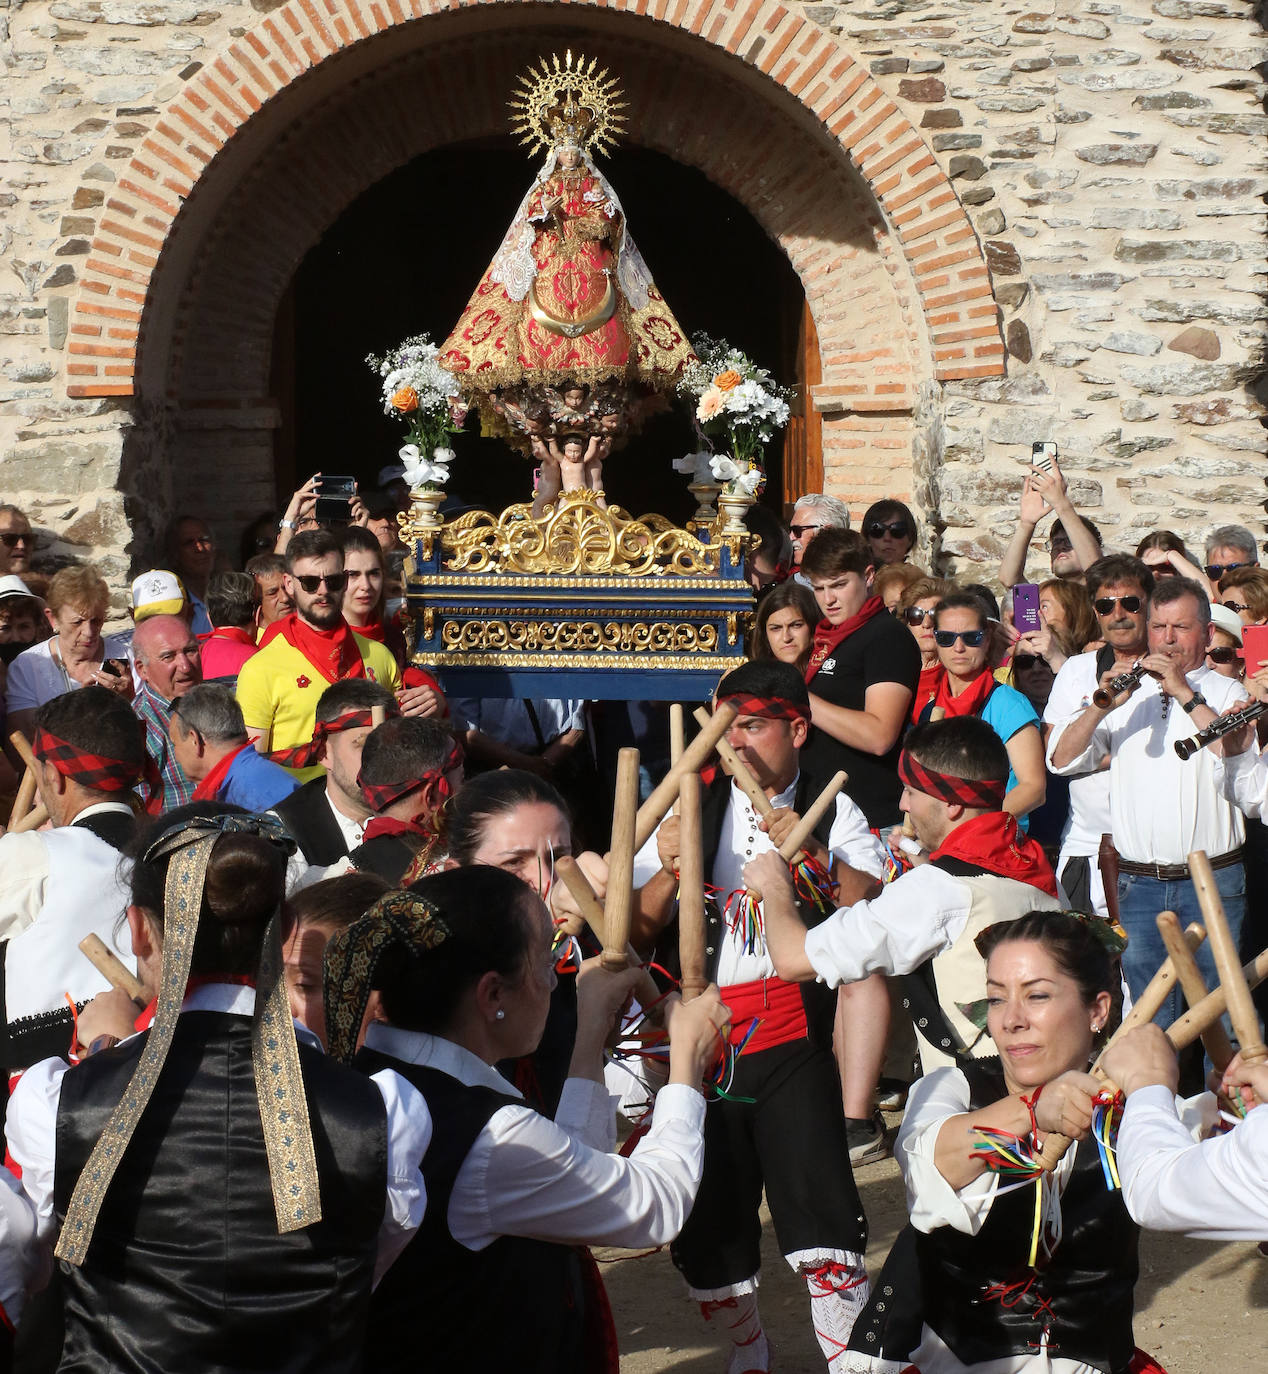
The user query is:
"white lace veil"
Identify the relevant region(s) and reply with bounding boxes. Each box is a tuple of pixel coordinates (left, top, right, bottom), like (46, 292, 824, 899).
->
(489, 148, 654, 310)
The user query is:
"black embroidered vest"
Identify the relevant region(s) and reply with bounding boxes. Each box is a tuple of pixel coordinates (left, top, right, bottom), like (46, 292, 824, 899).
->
(273, 777, 350, 866)
(916, 1057, 1139, 1373)
(355, 1049, 588, 1374)
(54, 1011, 387, 1373)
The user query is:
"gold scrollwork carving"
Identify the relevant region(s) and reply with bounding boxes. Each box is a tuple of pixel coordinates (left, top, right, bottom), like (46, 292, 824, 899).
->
(440, 491, 727, 577)
(440, 619, 719, 655)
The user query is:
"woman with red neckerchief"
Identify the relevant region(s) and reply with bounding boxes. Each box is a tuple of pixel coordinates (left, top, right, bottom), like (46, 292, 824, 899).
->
(799, 528, 921, 832)
(921, 592, 1047, 831)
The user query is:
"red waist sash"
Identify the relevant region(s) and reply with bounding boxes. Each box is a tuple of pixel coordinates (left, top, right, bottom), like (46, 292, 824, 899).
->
(718, 976, 808, 1054)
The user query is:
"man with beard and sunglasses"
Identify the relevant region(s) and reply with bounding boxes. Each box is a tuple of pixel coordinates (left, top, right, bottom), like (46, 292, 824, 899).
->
(1040, 555, 1154, 919)
(236, 530, 399, 783)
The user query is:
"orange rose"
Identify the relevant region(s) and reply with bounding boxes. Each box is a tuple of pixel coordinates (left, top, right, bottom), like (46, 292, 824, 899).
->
(390, 386, 419, 414)
(713, 369, 743, 392)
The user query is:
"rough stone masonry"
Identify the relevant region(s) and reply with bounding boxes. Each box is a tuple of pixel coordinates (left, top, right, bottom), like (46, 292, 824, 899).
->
(0, 0, 1264, 605)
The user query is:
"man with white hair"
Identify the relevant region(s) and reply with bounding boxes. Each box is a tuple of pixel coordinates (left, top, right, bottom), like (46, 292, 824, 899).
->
(1202, 523, 1259, 591)
(789, 492, 851, 571)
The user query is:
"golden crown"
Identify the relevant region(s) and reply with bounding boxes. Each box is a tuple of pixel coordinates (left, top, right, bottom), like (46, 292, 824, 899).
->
(509, 50, 626, 160)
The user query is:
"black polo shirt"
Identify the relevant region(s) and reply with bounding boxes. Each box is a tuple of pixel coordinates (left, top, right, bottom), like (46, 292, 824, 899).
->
(805, 612, 921, 828)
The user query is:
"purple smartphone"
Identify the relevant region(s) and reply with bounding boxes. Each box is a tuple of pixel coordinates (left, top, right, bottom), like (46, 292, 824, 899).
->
(1012, 583, 1041, 635)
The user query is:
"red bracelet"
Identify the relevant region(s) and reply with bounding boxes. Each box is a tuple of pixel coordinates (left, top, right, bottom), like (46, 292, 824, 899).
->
(1019, 1085, 1044, 1142)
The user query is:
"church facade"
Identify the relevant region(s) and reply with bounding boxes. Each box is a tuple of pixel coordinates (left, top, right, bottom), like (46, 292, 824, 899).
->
(1, 0, 1265, 594)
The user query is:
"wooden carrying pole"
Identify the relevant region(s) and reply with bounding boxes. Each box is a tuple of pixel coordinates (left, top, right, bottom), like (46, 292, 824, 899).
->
(1189, 848, 1268, 1067)
(601, 747, 641, 973)
(668, 704, 685, 818)
(676, 768, 707, 1002)
(1155, 910, 1235, 1073)
(1037, 921, 1206, 1170)
(79, 934, 146, 1005)
(633, 702, 738, 852)
(553, 856, 661, 1009)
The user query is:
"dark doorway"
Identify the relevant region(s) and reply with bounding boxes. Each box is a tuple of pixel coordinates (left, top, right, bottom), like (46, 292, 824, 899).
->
(282, 141, 806, 524)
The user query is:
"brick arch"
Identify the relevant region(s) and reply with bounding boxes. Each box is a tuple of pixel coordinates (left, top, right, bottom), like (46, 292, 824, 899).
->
(64, 0, 1004, 413)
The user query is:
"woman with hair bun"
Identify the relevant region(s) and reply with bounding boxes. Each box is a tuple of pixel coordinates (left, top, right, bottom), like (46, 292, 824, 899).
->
(6, 802, 428, 1373)
(847, 909, 1174, 1374)
(326, 865, 730, 1374)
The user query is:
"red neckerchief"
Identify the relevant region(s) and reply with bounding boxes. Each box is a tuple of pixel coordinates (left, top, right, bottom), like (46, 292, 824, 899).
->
(191, 740, 254, 802)
(257, 618, 284, 648)
(930, 812, 1058, 897)
(362, 815, 432, 843)
(133, 974, 257, 1032)
(804, 595, 885, 683)
(275, 613, 367, 685)
(207, 626, 256, 648)
(911, 663, 945, 724)
(933, 664, 997, 719)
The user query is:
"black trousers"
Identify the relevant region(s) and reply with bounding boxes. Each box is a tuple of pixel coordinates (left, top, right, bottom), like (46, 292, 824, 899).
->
(671, 1037, 868, 1290)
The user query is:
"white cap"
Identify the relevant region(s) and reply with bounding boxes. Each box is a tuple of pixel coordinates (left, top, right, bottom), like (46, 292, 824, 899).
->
(130, 569, 187, 621)
(0, 574, 35, 602)
(1209, 602, 1244, 645)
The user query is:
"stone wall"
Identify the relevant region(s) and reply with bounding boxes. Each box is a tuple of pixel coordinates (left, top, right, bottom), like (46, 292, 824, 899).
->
(1, 0, 1265, 602)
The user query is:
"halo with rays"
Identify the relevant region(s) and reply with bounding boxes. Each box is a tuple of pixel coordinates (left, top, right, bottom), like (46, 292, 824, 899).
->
(508, 50, 627, 160)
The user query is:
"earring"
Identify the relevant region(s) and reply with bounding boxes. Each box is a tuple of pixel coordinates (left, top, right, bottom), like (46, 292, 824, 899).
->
(495, 1009, 505, 1021)
(1091, 1021, 1101, 1033)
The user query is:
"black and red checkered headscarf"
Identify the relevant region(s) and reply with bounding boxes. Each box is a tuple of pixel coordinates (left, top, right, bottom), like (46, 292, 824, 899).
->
(358, 736, 465, 815)
(268, 705, 399, 770)
(898, 749, 1006, 811)
(33, 726, 160, 798)
(714, 692, 811, 728)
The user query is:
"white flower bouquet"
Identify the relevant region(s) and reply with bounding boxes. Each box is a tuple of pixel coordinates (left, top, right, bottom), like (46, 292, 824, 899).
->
(676, 332, 792, 469)
(367, 334, 463, 490)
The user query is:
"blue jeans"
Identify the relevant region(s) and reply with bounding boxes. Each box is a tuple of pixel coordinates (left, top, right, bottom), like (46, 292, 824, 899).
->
(1117, 864, 1245, 1027)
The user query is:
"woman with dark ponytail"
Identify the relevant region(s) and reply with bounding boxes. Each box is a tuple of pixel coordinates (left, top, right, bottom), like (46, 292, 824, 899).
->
(6, 802, 428, 1373)
(844, 909, 1181, 1373)
(325, 865, 730, 1374)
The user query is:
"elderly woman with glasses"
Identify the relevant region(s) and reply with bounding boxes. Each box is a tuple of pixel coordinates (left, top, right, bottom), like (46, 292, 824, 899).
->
(920, 593, 1046, 827)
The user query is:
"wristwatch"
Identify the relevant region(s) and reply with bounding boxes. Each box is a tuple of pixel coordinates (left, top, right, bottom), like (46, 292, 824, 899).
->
(278, 519, 295, 530)
(1181, 691, 1206, 715)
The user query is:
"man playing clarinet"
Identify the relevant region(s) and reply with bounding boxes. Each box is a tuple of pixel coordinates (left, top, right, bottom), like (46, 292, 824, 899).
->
(631, 660, 886, 1374)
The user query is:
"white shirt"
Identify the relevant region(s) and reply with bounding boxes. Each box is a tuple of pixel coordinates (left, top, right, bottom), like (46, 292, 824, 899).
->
(1213, 747, 1268, 821)
(1047, 666, 1248, 864)
(5, 634, 131, 714)
(1117, 1084, 1268, 1239)
(1042, 651, 1112, 858)
(364, 1022, 706, 1251)
(281, 788, 368, 894)
(632, 774, 886, 986)
(5, 984, 430, 1285)
(451, 697, 586, 753)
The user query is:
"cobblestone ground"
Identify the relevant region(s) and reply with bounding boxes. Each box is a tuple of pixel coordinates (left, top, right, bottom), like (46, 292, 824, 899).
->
(603, 1126, 1268, 1373)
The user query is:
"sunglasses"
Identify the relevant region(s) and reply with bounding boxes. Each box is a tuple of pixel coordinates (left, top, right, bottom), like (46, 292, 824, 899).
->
(866, 520, 911, 540)
(904, 606, 936, 625)
(789, 524, 824, 538)
(294, 572, 348, 593)
(1207, 645, 1240, 665)
(1093, 595, 1143, 615)
(0, 531, 33, 548)
(1205, 562, 1253, 580)
(1012, 652, 1043, 671)
(934, 629, 986, 648)
(1222, 601, 1248, 615)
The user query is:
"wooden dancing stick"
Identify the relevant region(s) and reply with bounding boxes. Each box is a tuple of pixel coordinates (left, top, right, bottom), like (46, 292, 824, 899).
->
(79, 934, 146, 1006)
(1037, 921, 1207, 1170)
(1189, 848, 1268, 1067)
(668, 704, 684, 818)
(601, 747, 641, 973)
(553, 856, 661, 1009)
(370, 705, 387, 728)
(692, 706, 772, 820)
(777, 770, 849, 863)
(633, 702, 738, 852)
(12, 803, 49, 834)
(8, 730, 38, 830)
(1156, 910, 1235, 1073)
(677, 769, 707, 1002)
(1166, 945, 1268, 1051)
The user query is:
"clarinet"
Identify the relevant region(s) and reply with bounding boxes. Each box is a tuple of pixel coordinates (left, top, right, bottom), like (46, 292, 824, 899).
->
(1092, 663, 1148, 709)
(1174, 700, 1268, 760)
